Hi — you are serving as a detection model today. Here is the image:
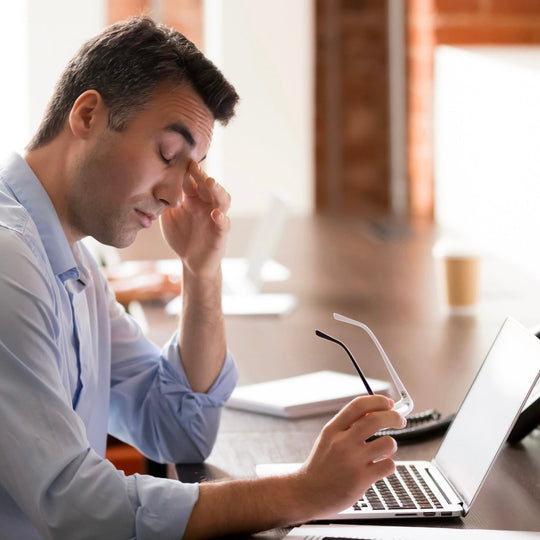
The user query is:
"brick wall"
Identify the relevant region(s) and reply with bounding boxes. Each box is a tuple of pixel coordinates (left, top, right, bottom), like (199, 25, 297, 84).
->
(316, 0, 390, 214)
(408, 0, 540, 218)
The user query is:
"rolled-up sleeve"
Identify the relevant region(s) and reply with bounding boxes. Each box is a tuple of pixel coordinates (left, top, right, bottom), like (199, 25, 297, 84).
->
(107, 285, 238, 464)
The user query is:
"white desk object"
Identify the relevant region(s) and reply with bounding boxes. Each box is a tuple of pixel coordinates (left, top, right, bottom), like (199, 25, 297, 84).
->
(286, 525, 540, 539)
(167, 192, 297, 316)
(227, 371, 390, 418)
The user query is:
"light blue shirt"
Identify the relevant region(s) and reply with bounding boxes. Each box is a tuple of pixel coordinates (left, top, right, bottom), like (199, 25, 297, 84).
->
(0, 153, 238, 539)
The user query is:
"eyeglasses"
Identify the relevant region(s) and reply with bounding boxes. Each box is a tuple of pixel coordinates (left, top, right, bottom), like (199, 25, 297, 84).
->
(316, 312, 414, 416)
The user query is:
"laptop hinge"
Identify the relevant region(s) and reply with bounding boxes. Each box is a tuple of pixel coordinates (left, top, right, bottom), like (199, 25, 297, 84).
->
(426, 462, 462, 507)
(426, 468, 454, 505)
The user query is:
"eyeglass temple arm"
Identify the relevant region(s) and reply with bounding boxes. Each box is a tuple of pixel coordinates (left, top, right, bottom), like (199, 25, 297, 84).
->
(333, 313, 409, 399)
(315, 330, 374, 395)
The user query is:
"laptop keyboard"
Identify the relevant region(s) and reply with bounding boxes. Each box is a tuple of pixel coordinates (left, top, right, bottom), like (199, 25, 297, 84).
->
(353, 464, 444, 512)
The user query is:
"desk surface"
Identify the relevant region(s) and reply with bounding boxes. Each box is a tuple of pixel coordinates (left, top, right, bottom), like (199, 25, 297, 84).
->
(144, 215, 540, 537)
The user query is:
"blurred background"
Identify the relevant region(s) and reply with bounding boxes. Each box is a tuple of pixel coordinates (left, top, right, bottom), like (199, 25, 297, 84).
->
(4, 0, 540, 478)
(3, 0, 540, 277)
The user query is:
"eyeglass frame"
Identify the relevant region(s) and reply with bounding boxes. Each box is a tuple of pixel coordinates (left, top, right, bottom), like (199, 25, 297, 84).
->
(316, 312, 414, 416)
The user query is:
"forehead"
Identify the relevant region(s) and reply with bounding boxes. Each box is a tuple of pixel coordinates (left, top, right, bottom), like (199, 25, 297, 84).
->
(134, 83, 214, 158)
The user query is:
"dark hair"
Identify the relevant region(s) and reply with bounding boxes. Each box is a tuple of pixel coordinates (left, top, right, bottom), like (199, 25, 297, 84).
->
(28, 16, 239, 149)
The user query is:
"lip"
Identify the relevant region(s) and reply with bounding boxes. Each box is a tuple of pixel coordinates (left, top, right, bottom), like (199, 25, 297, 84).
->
(135, 209, 157, 229)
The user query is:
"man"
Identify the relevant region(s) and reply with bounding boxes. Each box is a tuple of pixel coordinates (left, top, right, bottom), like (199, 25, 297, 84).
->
(0, 17, 405, 539)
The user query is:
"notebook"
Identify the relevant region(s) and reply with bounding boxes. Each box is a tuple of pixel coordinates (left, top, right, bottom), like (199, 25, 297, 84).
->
(226, 370, 391, 418)
(257, 316, 540, 520)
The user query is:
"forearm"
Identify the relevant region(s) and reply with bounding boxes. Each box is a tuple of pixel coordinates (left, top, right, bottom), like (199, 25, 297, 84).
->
(184, 473, 312, 539)
(179, 264, 226, 393)
(184, 396, 405, 538)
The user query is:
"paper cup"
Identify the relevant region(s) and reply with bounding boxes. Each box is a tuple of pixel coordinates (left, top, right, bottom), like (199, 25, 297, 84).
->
(433, 239, 481, 315)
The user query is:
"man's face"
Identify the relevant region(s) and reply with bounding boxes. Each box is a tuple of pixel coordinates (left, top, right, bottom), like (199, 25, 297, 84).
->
(66, 83, 214, 248)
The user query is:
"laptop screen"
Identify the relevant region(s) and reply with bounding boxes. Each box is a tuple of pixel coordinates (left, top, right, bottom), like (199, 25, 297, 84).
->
(433, 317, 540, 511)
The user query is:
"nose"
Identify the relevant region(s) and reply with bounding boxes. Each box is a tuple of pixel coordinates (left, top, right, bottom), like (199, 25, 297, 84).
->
(153, 168, 184, 208)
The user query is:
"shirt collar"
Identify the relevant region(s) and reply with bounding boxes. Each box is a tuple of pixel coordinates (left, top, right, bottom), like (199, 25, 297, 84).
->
(1, 152, 79, 280)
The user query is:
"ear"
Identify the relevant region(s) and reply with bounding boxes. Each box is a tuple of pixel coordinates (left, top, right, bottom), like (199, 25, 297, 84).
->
(68, 90, 107, 139)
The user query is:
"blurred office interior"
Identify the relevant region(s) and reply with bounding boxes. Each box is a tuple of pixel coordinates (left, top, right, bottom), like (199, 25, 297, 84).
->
(3, 0, 540, 474)
(4, 1, 540, 268)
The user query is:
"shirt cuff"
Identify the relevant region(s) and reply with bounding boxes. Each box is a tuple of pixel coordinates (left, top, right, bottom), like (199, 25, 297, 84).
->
(129, 473, 199, 540)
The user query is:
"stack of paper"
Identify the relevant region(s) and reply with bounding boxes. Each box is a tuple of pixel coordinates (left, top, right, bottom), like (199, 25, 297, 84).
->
(226, 370, 391, 418)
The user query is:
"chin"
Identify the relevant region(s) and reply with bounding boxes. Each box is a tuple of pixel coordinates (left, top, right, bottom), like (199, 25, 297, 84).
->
(109, 239, 134, 249)
(92, 229, 137, 249)
(111, 234, 138, 249)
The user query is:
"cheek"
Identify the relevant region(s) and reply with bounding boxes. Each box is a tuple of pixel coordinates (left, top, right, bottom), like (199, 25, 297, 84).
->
(102, 153, 159, 197)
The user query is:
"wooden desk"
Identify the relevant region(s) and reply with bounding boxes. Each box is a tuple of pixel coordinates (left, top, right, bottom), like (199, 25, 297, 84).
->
(144, 215, 540, 536)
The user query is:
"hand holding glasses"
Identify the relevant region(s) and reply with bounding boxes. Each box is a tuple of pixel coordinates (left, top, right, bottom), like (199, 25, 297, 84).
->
(316, 312, 414, 417)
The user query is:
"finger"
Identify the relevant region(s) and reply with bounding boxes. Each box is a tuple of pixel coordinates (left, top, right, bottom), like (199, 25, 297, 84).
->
(182, 172, 198, 197)
(198, 176, 217, 205)
(186, 161, 212, 201)
(212, 181, 232, 214)
(349, 409, 406, 441)
(188, 161, 213, 193)
(325, 395, 393, 434)
(366, 456, 396, 482)
(188, 160, 208, 183)
(365, 435, 398, 463)
(211, 209, 231, 235)
(188, 174, 214, 204)
(188, 160, 230, 210)
(186, 172, 216, 205)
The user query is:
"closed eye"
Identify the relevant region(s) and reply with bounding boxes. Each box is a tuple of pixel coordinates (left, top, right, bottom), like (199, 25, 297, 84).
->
(159, 151, 172, 166)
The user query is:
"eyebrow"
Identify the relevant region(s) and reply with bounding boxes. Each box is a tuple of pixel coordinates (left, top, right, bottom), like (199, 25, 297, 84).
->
(165, 123, 196, 147)
(164, 123, 207, 163)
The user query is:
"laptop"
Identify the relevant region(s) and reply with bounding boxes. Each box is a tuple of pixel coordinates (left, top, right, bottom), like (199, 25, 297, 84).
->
(333, 316, 540, 520)
(257, 316, 540, 520)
